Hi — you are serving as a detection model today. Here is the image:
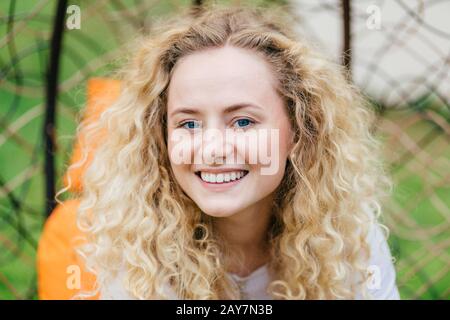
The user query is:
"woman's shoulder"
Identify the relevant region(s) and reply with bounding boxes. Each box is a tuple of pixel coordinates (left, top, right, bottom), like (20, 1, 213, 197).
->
(100, 219, 401, 300)
(356, 219, 400, 300)
(99, 270, 135, 300)
(99, 269, 179, 300)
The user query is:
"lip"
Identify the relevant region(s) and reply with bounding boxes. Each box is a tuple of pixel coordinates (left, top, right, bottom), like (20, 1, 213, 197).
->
(194, 170, 249, 191)
(193, 168, 248, 174)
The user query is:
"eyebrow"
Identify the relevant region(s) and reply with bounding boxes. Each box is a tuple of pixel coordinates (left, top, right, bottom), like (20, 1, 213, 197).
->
(169, 103, 263, 118)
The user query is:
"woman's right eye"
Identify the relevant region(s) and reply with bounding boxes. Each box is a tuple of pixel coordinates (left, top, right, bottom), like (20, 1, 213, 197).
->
(180, 120, 201, 129)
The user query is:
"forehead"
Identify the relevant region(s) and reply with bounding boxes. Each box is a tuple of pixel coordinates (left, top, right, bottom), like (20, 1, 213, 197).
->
(167, 46, 280, 113)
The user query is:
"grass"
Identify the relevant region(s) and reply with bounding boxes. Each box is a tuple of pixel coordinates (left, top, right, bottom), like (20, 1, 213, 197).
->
(0, 0, 449, 300)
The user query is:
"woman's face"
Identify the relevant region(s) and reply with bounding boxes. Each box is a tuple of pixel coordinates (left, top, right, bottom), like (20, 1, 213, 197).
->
(166, 45, 293, 217)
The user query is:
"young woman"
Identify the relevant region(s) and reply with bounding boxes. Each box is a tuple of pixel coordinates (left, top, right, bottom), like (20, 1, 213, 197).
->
(69, 4, 400, 299)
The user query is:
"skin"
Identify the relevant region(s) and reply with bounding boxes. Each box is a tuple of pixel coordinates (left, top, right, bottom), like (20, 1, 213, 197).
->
(166, 45, 294, 276)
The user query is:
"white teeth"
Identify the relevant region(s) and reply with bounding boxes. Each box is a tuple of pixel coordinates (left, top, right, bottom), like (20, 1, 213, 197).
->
(198, 171, 247, 184)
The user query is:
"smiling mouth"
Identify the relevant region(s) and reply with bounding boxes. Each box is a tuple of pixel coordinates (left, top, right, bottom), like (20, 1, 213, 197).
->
(194, 170, 249, 184)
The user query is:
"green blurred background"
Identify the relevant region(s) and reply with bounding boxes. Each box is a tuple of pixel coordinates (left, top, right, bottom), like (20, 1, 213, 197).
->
(0, 0, 449, 299)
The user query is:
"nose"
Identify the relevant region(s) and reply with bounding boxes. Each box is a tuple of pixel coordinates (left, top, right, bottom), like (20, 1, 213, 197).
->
(201, 127, 234, 165)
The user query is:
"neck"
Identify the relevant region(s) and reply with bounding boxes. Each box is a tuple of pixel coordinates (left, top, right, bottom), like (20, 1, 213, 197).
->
(213, 194, 275, 277)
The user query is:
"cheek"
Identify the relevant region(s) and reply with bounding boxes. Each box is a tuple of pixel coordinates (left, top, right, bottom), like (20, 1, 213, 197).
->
(278, 127, 293, 164)
(167, 129, 195, 167)
(167, 131, 196, 188)
(235, 128, 289, 177)
(270, 117, 294, 171)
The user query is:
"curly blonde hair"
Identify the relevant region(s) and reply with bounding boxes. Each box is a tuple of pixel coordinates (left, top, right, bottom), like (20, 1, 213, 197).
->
(62, 3, 393, 300)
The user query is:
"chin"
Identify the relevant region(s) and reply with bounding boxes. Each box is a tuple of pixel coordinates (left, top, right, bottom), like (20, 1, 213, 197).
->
(197, 202, 243, 218)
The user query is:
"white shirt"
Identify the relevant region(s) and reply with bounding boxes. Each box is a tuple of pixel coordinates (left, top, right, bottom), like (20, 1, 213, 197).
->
(100, 222, 400, 300)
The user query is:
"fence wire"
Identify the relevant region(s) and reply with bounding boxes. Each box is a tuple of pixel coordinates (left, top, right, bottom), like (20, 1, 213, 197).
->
(0, 0, 448, 299)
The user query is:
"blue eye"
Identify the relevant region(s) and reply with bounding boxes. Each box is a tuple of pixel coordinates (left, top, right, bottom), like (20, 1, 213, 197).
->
(181, 121, 200, 129)
(234, 118, 253, 128)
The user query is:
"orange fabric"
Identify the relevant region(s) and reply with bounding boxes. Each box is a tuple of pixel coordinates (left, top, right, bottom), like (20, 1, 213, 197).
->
(64, 78, 121, 193)
(37, 199, 98, 300)
(37, 78, 121, 300)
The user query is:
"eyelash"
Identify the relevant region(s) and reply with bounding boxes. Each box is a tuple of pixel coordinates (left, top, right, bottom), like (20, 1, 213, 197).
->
(178, 120, 201, 129)
(177, 118, 256, 130)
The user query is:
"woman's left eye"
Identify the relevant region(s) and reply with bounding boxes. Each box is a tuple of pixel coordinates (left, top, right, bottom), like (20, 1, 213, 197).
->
(233, 118, 254, 128)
